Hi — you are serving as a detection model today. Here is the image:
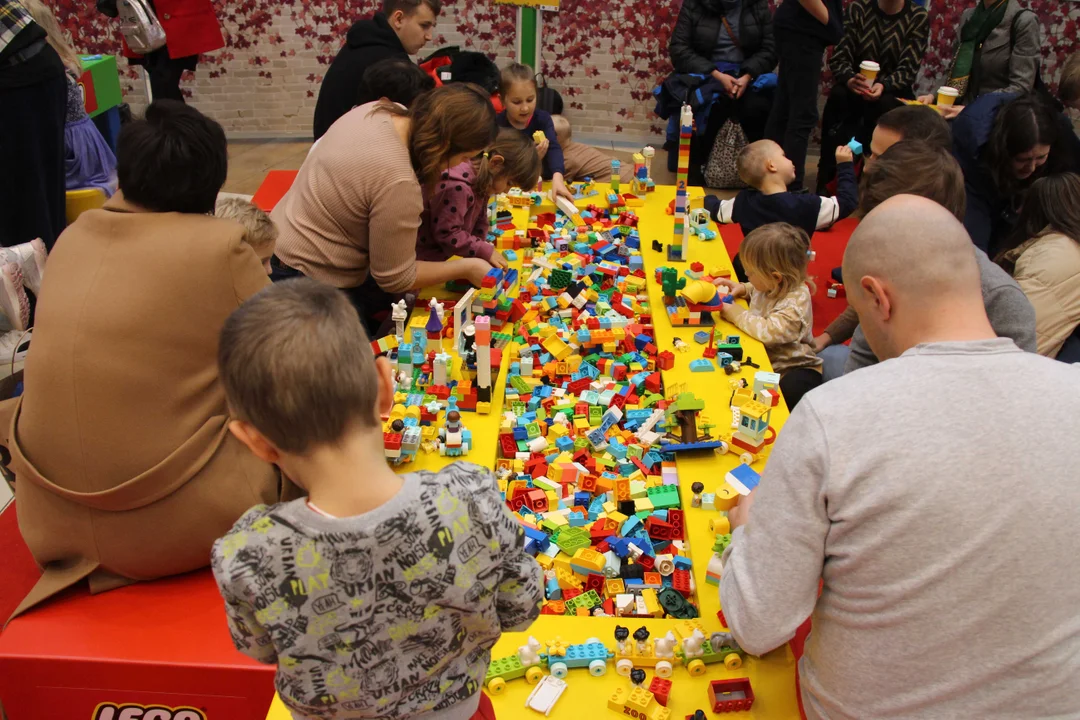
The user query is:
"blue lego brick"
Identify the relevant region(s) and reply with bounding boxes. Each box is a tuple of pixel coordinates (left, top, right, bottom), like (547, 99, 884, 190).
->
(847, 137, 863, 155)
(673, 556, 692, 571)
(504, 250, 518, 261)
(689, 359, 715, 372)
(693, 331, 710, 344)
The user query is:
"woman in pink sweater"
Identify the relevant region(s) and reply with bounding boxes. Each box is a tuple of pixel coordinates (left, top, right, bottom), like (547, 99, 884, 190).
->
(417, 128, 540, 268)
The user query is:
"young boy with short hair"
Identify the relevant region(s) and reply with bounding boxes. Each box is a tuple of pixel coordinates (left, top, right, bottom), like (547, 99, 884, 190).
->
(211, 278, 543, 720)
(705, 139, 857, 279)
(215, 197, 277, 275)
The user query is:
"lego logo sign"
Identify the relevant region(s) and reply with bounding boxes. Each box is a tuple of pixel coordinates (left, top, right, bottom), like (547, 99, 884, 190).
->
(92, 704, 207, 720)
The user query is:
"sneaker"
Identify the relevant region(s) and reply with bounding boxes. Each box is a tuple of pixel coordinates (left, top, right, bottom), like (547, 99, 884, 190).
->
(0, 264, 29, 332)
(0, 238, 47, 296)
(0, 328, 31, 368)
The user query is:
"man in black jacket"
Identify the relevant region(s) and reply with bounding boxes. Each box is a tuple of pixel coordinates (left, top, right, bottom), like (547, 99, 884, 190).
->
(668, 0, 777, 185)
(313, 0, 440, 140)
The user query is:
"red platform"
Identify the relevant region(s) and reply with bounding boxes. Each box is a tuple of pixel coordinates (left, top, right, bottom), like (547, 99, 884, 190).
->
(0, 570, 275, 720)
(251, 170, 299, 213)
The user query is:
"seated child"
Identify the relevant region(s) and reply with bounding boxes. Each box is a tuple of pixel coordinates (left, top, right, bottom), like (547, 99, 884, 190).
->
(713, 223, 823, 409)
(551, 115, 633, 185)
(705, 140, 857, 280)
(417, 128, 540, 270)
(497, 62, 574, 202)
(215, 197, 277, 275)
(211, 278, 543, 720)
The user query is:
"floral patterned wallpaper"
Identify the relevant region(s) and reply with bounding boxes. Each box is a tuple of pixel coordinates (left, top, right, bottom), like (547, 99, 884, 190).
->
(51, 0, 1079, 137)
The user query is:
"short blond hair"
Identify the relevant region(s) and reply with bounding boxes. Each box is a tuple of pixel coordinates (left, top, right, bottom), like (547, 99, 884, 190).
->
(551, 115, 571, 145)
(1060, 51, 1080, 107)
(215, 197, 278, 255)
(740, 222, 813, 298)
(737, 140, 782, 188)
(218, 279, 382, 454)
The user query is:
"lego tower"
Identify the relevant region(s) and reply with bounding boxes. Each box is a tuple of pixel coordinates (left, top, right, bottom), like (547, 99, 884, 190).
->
(670, 104, 692, 262)
(474, 315, 492, 414)
(610, 159, 620, 194)
(632, 152, 647, 195)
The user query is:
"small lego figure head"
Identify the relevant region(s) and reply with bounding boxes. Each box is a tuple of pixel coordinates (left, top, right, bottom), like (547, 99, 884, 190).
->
(614, 625, 629, 644)
(692, 711, 707, 720)
(391, 419, 405, 433)
(445, 410, 462, 433)
(633, 625, 650, 652)
(630, 668, 646, 687)
(691, 481, 705, 508)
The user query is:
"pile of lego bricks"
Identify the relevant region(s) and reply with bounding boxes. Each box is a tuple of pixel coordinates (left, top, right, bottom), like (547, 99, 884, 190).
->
(487, 203, 701, 621)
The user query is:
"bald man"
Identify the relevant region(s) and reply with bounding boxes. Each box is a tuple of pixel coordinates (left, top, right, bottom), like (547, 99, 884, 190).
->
(719, 196, 1080, 720)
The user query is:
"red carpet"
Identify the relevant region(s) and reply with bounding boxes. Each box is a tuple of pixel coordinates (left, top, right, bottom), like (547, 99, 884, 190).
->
(0, 501, 40, 623)
(252, 170, 299, 212)
(720, 218, 858, 336)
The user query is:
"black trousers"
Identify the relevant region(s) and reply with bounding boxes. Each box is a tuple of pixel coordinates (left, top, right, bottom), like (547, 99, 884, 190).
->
(137, 48, 198, 103)
(0, 69, 67, 249)
(765, 42, 825, 192)
(780, 367, 824, 410)
(270, 256, 399, 338)
(679, 87, 775, 186)
(816, 83, 907, 193)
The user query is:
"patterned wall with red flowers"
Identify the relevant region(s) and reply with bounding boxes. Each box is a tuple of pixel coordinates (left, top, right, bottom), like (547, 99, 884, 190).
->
(52, 0, 1079, 139)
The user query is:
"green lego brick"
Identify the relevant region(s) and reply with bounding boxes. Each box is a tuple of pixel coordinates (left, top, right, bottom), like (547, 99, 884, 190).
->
(712, 533, 732, 554)
(549, 269, 572, 289)
(646, 485, 680, 509)
(554, 526, 592, 554)
(486, 655, 525, 682)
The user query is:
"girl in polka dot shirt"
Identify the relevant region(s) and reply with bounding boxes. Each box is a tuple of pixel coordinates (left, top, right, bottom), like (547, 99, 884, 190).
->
(417, 128, 540, 269)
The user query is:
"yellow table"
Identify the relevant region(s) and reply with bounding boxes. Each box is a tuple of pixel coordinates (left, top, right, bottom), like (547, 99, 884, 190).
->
(267, 186, 799, 719)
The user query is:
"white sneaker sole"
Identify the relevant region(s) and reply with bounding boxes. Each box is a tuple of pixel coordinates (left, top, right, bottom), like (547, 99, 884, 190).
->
(0, 264, 29, 332)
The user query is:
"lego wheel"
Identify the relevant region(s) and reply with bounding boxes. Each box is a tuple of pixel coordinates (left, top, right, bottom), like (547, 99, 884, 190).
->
(487, 677, 506, 695)
(655, 660, 673, 678)
(589, 659, 607, 676)
(739, 452, 755, 465)
(724, 653, 742, 670)
(616, 658, 634, 676)
(526, 666, 544, 684)
(550, 662, 568, 679)
(686, 659, 706, 676)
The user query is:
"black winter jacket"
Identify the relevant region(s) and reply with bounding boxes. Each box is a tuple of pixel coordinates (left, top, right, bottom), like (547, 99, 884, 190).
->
(669, 0, 776, 80)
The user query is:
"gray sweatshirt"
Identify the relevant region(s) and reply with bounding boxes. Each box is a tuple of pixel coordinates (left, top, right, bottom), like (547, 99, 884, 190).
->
(721, 339, 1080, 719)
(845, 249, 1036, 373)
(211, 462, 543, 720)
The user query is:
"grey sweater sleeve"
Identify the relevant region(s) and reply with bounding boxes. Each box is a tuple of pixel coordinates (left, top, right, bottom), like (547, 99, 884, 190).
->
(844, 324, 879, 374)
(977, 249, 1038, 352)
(719, 401, 830, 656)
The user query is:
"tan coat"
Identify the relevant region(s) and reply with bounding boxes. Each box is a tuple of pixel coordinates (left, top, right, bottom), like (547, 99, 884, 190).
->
(1008, 232, 1080, 358)
(0, 193, 288, 620)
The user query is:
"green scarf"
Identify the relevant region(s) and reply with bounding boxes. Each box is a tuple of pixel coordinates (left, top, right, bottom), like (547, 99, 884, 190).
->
(948, 0, 1010, 95)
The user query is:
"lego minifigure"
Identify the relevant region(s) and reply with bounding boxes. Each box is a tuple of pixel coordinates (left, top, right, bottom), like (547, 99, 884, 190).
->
(633, 626, 650, 654)
(630, 668, 646, 687)
(691, 482, 705, 508)
(673, 338, 689, 353)
(614, 625, 630, 654)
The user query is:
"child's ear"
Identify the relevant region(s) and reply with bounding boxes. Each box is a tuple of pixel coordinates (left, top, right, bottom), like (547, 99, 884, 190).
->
(771, 271, 784, 286)
(489, 155, 505, 174)
(374, 356, 395, 420)
(228, 420, 281, 465)
(765, 158, 777, 174)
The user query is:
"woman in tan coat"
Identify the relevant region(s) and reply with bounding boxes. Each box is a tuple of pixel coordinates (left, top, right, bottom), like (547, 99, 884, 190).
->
(996, 173, 1080, 361)
(0, 101, 291, 620)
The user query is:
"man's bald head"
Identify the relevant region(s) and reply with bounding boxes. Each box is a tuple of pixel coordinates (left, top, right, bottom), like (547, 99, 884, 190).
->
(844, 195, 988, 359)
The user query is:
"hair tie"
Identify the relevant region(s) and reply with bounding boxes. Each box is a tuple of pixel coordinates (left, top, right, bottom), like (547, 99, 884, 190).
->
(483, 151, 490, 160)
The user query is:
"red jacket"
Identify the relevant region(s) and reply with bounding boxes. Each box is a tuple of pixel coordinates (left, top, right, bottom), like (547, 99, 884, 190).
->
(122, 0, 224, 60)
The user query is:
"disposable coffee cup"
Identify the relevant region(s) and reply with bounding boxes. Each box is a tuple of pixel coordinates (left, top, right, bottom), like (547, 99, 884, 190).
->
(936, 86, 959, 106)
(859, 60, 880, 82)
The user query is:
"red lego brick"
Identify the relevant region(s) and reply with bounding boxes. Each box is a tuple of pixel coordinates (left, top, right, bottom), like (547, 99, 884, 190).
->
(499, 434, 518, 458)
(709, 679, 754, 713)
(649, 677, 672, 707)
(637, 555, 654, 571)
(645, 372, 663, 394)
(595, 539, 611, 554)
(672, 569, 691, 597)
(563, 588, 582, 601)
(668, 509, 685, 541)
(657, 351, 675, 370)
(645, 518, 674, 541)
(579, 474, 598, 492)
(383, 432, 402, 450)
(643, 572, 662, 587)
(585, 574, 605, 594)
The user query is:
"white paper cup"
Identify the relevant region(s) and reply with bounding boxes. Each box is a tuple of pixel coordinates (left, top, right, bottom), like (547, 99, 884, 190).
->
(859, 60, 880, 82)
(936, 86, 959, 106)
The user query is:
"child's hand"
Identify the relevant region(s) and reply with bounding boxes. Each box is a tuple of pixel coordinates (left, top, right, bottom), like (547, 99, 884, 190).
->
(489, 252, 509, 270)
(551, 175, 575, 202)
(712, 277, 742, 297)
(835, 145, 854, 164)
(813, 332, 831, 353)
(916, 93, 935, 105)
(461, 258, 495, 287)
(938, 104, 964, 120)
(535, 137, 550, 159)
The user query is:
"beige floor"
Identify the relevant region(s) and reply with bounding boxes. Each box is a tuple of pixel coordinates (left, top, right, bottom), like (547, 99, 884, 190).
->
(223, 141, 680, 195)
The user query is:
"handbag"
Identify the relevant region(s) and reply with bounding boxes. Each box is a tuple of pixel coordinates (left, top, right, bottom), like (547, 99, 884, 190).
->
(704, 119, 748, 189)
(117, 0, 167, 55)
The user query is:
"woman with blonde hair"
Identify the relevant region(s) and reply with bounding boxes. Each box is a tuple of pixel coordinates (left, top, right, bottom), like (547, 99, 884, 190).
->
(24, 0, 117, 197)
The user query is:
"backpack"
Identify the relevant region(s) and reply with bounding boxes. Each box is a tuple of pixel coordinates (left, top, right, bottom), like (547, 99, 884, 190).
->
(536, 73, 563, 115)
(117, 0, 166, 55)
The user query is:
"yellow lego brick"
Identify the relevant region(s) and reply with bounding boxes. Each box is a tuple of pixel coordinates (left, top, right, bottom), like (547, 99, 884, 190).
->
(626, 688, 655, 714)
(556, 567, 583, 590)
(630, 479, 648, 499)
(497, 477, 508, 493)
(536, 554, 554, 571)
(607, 688, 628, 712)
(655, 708, 672, 720)
(573, 417, 590, 432)
(608, 510, 628, 525)
(675, 619, 707, 639)
(545, 490, 560, 508)
(506, 479, 528, 498)
(553, 552, 572, 575)
(641, 588, 661, 617)
(614, 477, 631, 501)
(513, 459, 526, 473)
(634, 498, 655, 514)
(603, 500, 617, 515)
(571, 548, 606, 574)
(545, 511, 569, 528)
(715, 485, 740, 511)
(605, 579, 626, 597)
(549, 424, 569, 439)
(627, 469, 645, 484)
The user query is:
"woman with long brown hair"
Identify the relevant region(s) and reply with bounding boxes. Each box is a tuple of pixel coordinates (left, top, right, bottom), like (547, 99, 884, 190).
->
(996, 173, 1080, 360)
(271, 83, 498, 334)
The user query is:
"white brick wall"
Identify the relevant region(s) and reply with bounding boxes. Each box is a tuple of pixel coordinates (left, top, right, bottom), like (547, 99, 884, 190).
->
(116, 1, 668, 144)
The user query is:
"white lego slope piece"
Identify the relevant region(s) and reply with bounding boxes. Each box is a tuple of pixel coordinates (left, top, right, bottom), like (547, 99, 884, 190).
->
(526, 675, 568, 716)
